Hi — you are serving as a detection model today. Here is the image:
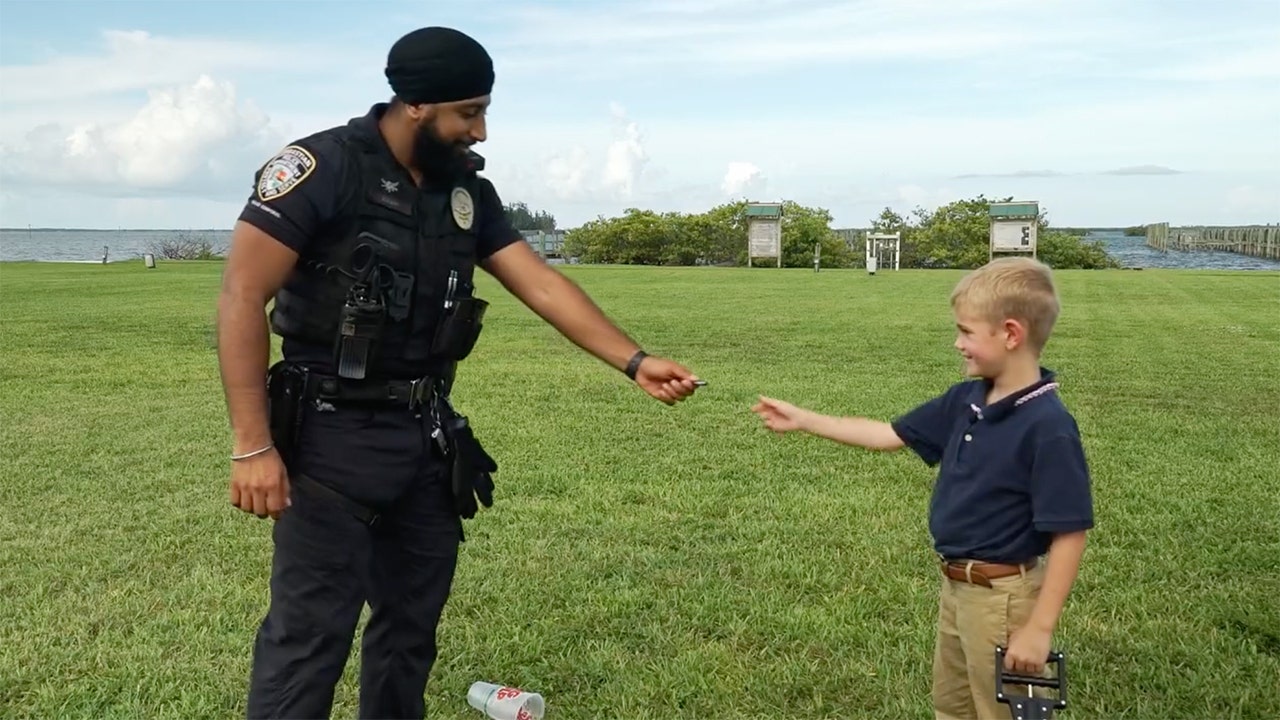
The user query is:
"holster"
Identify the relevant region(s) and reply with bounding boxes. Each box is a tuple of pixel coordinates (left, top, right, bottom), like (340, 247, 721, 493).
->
(430, 295, 488, 362)
(437, 400, 497, 519)
(266, 361, 309, 472)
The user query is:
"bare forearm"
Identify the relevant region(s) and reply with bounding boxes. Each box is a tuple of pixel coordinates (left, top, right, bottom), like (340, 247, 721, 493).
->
(1028, 530, 1087, 633)
(520, 270, 640, 371)
(216, 292, 272, 451)
(799, 413, 905, 450)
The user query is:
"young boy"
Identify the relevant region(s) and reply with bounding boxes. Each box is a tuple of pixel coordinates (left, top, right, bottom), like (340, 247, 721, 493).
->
(752, 256, 1093, 719)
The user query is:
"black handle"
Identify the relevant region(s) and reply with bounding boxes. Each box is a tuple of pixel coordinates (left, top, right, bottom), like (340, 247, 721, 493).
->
(995, 646, 1068, 714)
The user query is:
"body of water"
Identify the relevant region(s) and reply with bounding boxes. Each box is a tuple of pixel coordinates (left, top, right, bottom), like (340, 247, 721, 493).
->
(1082, 230, 1280, 271)
(2, 228, 1278, 271)
(0, 229, 233, 263)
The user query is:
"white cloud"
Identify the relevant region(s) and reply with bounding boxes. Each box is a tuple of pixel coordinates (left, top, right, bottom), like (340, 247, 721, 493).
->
(601, 103, 648, 199)
(544, 147, 591, 201)
(0, 75, 284, 198)
(534, 103, 651, 203)
(0, 30, 325, 103)
(721, 162, 767, 199)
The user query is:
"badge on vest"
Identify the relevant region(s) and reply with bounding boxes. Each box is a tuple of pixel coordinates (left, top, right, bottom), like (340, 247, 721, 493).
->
(450, 186, 474, 230)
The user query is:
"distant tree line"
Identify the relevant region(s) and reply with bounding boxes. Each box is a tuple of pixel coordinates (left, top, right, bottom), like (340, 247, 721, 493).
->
(512, 194, 1118, 270)
(866, 195, 1118, 269)
(561, 200, 860, 267)
(502, 202, 557, 233)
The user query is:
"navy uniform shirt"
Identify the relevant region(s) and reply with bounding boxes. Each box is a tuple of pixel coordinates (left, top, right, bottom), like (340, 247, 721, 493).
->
(891, 369, 1095, 564)
(238, 103, 521, 267)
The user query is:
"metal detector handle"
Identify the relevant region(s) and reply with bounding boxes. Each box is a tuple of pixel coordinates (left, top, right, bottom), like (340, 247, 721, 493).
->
(995, 646, 1068, 719)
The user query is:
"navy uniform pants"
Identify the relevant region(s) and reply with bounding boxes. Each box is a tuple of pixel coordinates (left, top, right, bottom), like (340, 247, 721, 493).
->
(246, 398, 462, 720)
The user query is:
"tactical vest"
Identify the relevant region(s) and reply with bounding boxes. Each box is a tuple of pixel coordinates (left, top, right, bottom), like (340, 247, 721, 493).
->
(269, 122, 483, 380)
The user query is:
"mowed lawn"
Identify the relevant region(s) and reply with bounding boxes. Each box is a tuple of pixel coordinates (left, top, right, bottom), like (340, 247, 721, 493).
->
(1, 260, 1278, 720)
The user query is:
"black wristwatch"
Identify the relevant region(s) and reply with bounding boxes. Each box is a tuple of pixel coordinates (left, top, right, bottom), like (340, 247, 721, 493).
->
(624, 350, 648, 381)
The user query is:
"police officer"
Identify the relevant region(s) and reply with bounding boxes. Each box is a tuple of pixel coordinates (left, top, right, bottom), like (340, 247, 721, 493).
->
(215, 26, 701, 720)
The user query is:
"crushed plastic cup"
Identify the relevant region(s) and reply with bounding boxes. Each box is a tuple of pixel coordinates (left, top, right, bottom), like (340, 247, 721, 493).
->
(467, 681, 545, 720)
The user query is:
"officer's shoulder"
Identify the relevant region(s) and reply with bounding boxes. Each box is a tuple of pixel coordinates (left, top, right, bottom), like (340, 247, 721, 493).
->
(259, 125, 351, 172)
(251, 124, 356, 205)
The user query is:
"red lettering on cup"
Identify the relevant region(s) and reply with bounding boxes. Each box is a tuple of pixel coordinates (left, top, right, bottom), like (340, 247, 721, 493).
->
(516, 708, 532, 720)
(496, 687, 522, 700)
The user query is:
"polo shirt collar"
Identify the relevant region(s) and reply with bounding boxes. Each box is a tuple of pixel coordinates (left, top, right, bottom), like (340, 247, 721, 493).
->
(968, 367, 1059, 423)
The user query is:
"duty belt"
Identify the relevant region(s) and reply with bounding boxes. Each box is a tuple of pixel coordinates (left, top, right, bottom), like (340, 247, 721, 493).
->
(304, 371, 440, 409)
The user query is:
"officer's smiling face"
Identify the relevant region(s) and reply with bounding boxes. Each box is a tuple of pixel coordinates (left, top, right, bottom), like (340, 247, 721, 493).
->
(410, 96, 489, 180)
(432, 96, 489, 145)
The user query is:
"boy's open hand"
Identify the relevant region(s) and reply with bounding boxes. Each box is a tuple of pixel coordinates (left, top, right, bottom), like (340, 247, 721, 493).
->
(752, 396, 808, 433)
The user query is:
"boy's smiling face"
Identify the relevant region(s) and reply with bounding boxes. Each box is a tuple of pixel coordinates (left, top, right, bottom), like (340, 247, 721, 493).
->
(953, 308, 1015, 379)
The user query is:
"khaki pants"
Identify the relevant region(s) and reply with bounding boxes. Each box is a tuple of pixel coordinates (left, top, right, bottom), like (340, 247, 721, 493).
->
(932, 561, 1048, 720)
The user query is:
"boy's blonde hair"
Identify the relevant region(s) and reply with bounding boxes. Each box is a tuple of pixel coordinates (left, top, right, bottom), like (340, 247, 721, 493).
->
(950, 257, 1061, 353)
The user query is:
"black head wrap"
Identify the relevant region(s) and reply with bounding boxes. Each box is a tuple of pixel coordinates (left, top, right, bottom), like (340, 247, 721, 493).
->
(385, 27, 494, 105)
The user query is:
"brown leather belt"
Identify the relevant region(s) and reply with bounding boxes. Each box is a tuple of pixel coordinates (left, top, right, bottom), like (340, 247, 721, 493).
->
(940, 557, 1038, 587)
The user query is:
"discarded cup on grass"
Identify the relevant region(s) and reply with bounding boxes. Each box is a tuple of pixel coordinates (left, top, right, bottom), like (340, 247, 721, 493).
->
(467, 681, 545, 720)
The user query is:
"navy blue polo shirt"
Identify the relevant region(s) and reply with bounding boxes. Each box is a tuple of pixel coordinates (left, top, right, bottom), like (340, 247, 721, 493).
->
(891, 368, 1094, 564)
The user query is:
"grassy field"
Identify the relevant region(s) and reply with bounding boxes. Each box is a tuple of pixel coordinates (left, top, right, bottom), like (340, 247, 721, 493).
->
(1, 260, 1278, 719)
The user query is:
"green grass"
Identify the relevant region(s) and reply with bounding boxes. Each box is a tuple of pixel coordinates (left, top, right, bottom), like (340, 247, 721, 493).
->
(2, 260, 1278, 719)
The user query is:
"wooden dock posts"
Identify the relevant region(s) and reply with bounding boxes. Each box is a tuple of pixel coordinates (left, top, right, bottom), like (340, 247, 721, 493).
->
(1145, 223, 1280, 261)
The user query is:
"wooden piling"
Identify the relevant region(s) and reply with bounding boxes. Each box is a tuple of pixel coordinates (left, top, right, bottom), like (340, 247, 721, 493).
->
(1145, 222, 1169, 252)
(1144, 223, 1279, 260)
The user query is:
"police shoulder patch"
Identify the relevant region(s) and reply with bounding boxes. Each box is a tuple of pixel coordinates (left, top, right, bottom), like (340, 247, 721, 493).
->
(256, 145, 317, 202)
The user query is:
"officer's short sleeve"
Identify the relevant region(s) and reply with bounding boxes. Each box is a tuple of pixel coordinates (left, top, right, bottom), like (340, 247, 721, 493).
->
(237, 137, 347, 254)
(1029, 424, 1095, 534)
(891, 383, 967, 466)
(474, 178, 523, 261)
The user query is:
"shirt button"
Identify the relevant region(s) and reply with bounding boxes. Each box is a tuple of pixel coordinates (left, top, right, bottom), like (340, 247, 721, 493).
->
(964, 434, 973, 442)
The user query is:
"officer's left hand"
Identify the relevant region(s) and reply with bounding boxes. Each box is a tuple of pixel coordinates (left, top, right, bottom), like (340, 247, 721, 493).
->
(1004, 624, 1053, 675)
(633, 356, 700, 405)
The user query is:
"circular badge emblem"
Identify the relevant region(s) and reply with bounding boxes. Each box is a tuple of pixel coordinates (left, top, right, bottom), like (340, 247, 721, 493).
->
(450, 186, 474, 230)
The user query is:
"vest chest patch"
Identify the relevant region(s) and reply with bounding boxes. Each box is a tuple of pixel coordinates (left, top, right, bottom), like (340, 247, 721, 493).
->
(367, 187, 413, 216)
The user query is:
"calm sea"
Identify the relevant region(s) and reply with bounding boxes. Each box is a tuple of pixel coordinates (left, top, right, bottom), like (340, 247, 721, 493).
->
(1, 227, 1278, 270)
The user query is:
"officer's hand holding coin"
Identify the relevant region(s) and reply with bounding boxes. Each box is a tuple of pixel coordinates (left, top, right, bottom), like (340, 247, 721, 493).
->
(229, 445, 291, 520)
(633, 355, 702, 405)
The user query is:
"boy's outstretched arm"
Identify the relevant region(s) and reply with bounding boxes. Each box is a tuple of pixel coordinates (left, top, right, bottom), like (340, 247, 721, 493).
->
(752, 396, 905, 450)
(1004, 530, 1088, 674)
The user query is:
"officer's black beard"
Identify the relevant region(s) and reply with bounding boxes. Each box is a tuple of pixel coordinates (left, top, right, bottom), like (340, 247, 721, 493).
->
(412, 120, 469, 185)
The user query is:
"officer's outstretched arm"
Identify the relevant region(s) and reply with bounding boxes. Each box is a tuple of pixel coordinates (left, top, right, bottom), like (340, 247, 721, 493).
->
(217, 221, 299, 454)
(481, 241, 701, 405)
(481, 240, 701, 404)
(482, 241, 641, 372)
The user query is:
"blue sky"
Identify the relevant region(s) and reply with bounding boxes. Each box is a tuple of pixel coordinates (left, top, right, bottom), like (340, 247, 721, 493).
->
(1, 0, 1277, 229)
